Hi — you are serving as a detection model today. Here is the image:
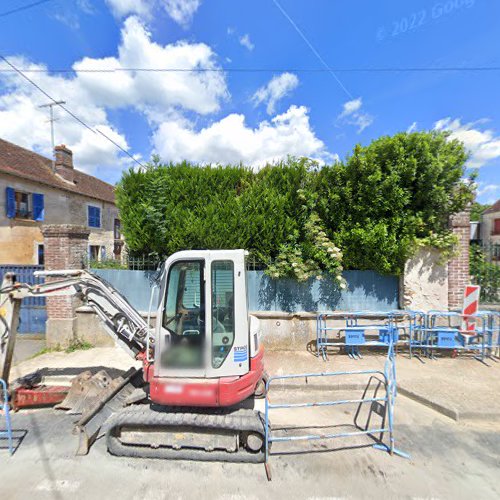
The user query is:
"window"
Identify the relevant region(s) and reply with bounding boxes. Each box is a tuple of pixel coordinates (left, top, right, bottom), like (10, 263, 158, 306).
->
(15, 191, 30, 218)
(89, 245, 100, 261)
(114, 219, 121, 239)
(37, 244, 44, 266)
(5, 187, 44, 221)
(88, 205, 101, 228)
(113, 241, 123, 259)
(211, 261, 235, 369)
(494, 218, 500, 235)
(162, 260, 205, 369)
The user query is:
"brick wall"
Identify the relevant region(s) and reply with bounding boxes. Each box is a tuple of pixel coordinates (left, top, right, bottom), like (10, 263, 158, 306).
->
(448, 210, 471, 309)
(42, 225, 90, 345)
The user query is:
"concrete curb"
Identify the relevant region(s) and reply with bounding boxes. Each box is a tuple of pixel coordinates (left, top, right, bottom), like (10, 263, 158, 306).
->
(397, 386, 500, 422)
(397, 387, 459, 421)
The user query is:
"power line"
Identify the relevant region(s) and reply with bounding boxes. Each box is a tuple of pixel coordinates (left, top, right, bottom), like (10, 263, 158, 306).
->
(0, 0, 55, 18)
(0, 66, 499, 74)
(271, 0, 353, 99)
(0, 55, 145, 169)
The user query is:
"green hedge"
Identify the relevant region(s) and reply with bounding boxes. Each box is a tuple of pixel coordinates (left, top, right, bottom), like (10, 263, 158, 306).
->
(116, 131, 473, 280)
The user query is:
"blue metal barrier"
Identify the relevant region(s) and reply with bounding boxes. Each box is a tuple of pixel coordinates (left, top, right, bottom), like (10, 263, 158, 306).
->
(316, 311, 419, 361)
(264, 342, 408, 479)
(0, 378, 13, 455)
(410, 310, 496, 362)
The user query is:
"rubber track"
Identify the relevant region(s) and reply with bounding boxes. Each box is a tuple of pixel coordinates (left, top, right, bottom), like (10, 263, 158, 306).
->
(105, 406, 266, 463)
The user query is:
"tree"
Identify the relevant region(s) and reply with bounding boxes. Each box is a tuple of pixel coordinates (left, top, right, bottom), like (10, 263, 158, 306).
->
(470, 201, 491, 221)
(314, 131, 473, 274)
(115, 131, 474, 279)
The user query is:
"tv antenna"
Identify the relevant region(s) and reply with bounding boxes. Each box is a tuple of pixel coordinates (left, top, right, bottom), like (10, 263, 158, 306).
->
(39, 100, 66, 171)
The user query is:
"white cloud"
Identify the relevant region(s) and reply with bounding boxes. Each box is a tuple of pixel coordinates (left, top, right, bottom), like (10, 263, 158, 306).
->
(407, 121, 418, 133)
(0, 16, 228, 173)
(105, 0, 150, 19)
(477, 183, 500, 196)
(105, 0, 201, 26)
(239, 34, 254, 51)
(77, 0, 95, 14)
(337, 97, 373, 133)
(162, 0, 201, 27)
(152, 105, 333, 168)
(339, 98, 362, 117)
(252, 73, 299, 115)
(74, 17, 228, 115)
(0, 66, 129, 175)
(434, 117, 500, 167)
(476, 182, 500, 204)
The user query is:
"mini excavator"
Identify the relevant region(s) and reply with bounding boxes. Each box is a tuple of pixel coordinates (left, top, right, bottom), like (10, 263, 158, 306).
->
(0, 249, 268, 462)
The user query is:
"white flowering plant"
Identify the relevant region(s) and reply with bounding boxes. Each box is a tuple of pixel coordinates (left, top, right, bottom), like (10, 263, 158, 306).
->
(266, 209, 346, 287)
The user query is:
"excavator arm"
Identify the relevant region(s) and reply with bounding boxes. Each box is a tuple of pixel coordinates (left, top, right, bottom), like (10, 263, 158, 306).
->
(0, 269, 156, 384)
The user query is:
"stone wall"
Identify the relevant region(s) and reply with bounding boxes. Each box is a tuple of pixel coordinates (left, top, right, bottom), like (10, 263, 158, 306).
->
(401, 247, 448, 310)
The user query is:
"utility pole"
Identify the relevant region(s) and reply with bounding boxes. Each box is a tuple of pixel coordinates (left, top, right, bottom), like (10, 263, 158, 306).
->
(39, 100, 66, 171)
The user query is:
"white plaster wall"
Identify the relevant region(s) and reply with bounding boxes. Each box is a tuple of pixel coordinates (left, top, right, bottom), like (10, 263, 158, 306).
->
(402, 247, 448, 311)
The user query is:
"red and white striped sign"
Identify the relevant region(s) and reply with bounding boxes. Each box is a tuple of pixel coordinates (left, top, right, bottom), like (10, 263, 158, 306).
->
(462, 285, 480, 333)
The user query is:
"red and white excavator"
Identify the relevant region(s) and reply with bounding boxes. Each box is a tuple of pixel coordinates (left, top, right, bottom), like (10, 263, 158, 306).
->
(0, 249, 268, 462)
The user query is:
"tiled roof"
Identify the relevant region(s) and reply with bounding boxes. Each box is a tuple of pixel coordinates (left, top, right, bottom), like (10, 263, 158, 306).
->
(0, 138, 115, 204)
(483, 199, 500, 215)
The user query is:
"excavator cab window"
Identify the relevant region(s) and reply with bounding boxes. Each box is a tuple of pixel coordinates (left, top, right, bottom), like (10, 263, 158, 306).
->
(211, 260, 235, 368)
(162, 260, 205, 369)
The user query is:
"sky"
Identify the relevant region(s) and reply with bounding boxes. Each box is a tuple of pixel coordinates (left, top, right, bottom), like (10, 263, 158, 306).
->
(0, 0, 499, 203)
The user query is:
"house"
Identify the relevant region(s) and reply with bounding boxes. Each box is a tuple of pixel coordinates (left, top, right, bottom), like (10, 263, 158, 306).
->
(0, 138, 123, 265)
(481, 199, 500, 247)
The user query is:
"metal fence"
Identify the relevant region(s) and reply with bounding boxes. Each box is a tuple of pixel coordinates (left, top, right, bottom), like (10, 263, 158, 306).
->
(470, 243, 500, 304)
(0, 265, 46, 335)
(263, 341, 409, 479)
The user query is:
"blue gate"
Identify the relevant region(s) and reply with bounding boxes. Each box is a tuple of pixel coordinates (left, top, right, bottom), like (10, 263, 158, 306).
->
(0, 265, 47, 335)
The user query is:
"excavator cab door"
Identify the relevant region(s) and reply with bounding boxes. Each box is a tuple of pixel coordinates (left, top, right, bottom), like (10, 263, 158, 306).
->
(155, 250, 249, 379)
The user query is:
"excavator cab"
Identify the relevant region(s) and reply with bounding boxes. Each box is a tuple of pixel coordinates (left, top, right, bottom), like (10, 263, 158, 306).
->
(149, 250, 265, 407)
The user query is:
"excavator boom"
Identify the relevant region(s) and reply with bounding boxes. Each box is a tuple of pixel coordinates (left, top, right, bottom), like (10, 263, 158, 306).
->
(0, 269, 155, 383)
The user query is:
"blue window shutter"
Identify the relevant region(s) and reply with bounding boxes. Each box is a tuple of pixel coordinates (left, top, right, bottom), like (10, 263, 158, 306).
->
(6, 187, 15, 218)
(88, 206, 101, 228)
(32, 193, 44, 221)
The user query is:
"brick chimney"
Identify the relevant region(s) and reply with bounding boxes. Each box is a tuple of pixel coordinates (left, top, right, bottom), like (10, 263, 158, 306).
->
(54, 144, 74, 182)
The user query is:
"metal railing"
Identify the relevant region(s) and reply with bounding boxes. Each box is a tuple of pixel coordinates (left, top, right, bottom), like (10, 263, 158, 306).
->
(316, 310, 421, 361)
(0, 378, 13, 455)
(410, 310, 499, 362)
(263, 341, 408, 480)
(316, 309, 499, 363)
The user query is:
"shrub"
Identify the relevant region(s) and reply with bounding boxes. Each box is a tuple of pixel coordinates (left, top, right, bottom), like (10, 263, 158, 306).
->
(115, 132, 473, 279)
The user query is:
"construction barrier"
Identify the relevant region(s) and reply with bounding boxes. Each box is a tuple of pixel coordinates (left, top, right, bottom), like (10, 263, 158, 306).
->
(316, 311, 420, 361)
(0, 378, 13, 455)
(409, 311, 496, 362)
(316, 309, 500, 363)
(263, 342, 408, 479)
